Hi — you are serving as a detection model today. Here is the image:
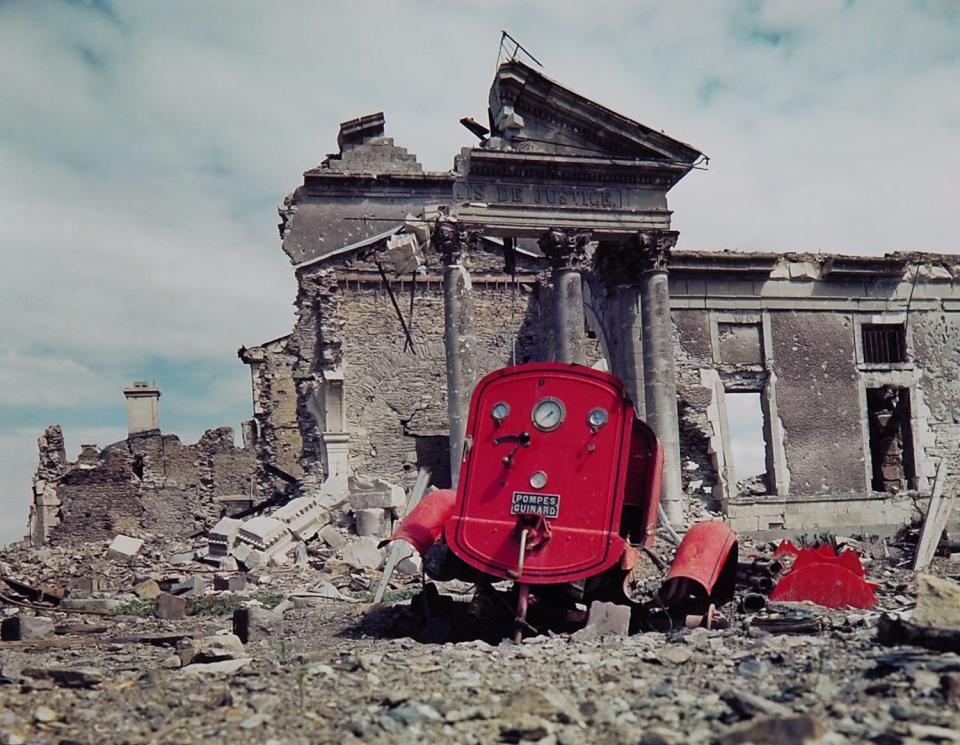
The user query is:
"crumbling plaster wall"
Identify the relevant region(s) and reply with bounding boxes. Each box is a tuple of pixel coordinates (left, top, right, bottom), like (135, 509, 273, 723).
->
(911, 310, 960, 482)
(768, 311, 866, 497)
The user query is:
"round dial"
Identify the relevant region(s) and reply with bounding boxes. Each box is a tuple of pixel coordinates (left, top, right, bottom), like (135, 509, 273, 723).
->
(491, 402, 510, 422)
(530, 471, 548, 489)
(532, 397, 565, 431)
(588, 407, 609, 428)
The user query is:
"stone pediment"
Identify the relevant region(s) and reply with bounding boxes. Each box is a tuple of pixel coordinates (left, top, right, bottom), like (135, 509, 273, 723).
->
(451, 61, 705, 239)
(489, 60, 702, 163)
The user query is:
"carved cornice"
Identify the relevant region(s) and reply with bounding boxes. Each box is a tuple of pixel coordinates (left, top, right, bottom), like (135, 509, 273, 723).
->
(538, 229, 591, 271)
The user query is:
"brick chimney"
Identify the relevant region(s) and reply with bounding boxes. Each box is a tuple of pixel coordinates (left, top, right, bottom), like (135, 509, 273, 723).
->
(123, 381, 160, 435)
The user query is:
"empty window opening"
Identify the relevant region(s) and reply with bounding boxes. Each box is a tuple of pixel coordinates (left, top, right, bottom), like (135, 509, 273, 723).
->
(867, 386, 916, 493)
(863, 323, 907, 364)
(725, 392, 771, 497)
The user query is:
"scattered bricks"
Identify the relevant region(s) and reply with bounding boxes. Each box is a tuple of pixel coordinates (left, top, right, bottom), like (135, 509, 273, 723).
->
(584, 601, 631, 636)
(348, 476, 405, 511)
(1, 615, 55, 641)
(107, 534, 144, 561)
(170, 575, 210, 599)
(354, 508, 390, 538)
(155, 593, 187, 621)
(341, 537, 384, 569)
(318, 524, 347, 550)
(133, 579, 162, 599)
(233, 606, 283, 644)
(213, 574, 247, 592)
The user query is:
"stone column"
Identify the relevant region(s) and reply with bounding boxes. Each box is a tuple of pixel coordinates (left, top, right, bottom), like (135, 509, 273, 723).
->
(433, 219, 479, 487)
(538, 229, 590, 365)
(634, 230, 684, 527)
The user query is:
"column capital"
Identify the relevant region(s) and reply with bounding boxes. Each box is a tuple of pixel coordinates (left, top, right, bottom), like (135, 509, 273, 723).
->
(592, 230, 679, 287)
(538, 228, 591, 271)
(628, 229, 679, 273)
(431, 218, 481, 264)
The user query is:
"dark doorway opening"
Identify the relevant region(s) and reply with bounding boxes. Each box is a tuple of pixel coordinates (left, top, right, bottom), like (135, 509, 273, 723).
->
(866, 386, 916, 493)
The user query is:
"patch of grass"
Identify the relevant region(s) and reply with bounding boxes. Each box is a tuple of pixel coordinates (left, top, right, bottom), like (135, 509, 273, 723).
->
(187, 592, 285, 617)
(112, 598, 156, 618)
(111, 592, 286, 618)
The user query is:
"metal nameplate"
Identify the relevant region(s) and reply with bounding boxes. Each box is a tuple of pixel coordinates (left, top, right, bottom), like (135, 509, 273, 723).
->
(511, 492, 561, 519)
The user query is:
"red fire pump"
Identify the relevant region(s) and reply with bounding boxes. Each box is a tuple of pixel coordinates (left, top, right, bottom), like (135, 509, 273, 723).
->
(384, 363, 737, 640)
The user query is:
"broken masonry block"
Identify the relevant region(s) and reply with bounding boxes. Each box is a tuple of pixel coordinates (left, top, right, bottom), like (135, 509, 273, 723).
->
(207, 517, 244, 557)
(348, 476, 405, 512)
(341, 537, 384, 570)
(914, 574, 960, 631)
(213, 574, 247, 592)
(107, 535, 144, 561)
(233, 607, 283, 644)
(155, 593, 187, 621)
(1, 615, 56, 641)
(318, 524, 347, 550)
(354, 508, 391, 538)
(584, 601, 631, 637)
(169, 575, 210, 599)
(133, 579, 162, 600)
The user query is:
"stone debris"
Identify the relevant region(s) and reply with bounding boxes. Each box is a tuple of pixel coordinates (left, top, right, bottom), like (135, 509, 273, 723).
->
(914, 573, 960, 630)
(133, 578, 162, 599)
(1, 615, 55, 641)
(342, 536, 384, 569)
(233, 606, 283, 644)
(106, 534, 144, 561)
(155, 593, 187, 621)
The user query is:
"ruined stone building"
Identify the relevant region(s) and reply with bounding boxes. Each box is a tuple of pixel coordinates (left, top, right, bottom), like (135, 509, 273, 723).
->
(239, 59, 960, 538)
(27, 382, 257, 546)
(27, 59, 957, 547)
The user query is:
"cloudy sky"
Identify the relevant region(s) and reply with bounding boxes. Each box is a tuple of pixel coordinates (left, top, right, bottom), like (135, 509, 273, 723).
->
(1, 0, 957, 543)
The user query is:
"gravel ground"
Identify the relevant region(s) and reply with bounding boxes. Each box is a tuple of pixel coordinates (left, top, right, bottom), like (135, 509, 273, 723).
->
(2, 529, 959, 745)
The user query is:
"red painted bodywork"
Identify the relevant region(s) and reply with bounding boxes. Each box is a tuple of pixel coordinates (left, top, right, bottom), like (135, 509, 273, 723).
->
(770, 541, 878, 609)
(443, 363, 662, 584)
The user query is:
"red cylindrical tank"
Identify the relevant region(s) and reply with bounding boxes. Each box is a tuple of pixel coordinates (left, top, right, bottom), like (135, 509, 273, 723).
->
(380, 489, 457, 555)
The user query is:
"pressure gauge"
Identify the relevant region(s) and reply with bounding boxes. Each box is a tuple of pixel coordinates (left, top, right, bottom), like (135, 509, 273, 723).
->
(532, 397, 565, 431)
(588, 407, 609, 428)
(530, 471, 548, 489)
(491, 402, 510, 422)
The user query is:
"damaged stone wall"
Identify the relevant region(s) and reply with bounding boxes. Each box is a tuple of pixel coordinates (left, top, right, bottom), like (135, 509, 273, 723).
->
(911, 309, 960, 484)
(29, 422, 257, 546)
(238, 336, 304, 481)
(291, 245, 546, 490)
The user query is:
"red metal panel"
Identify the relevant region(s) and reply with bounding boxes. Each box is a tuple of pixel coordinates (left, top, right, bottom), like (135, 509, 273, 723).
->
(445, 363, 631, 583)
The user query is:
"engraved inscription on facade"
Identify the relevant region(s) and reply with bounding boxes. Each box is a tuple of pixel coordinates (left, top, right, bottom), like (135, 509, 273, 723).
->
(454, 182, 624, 209)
